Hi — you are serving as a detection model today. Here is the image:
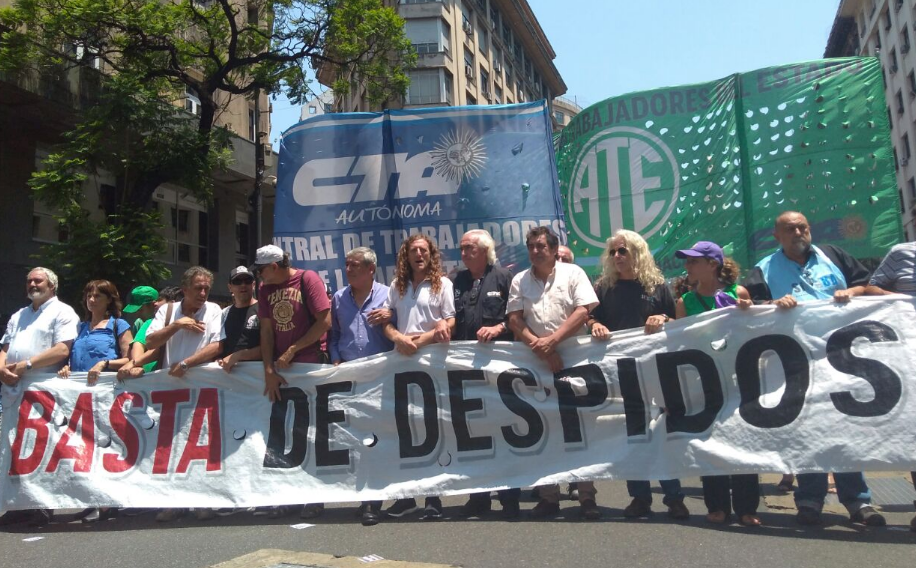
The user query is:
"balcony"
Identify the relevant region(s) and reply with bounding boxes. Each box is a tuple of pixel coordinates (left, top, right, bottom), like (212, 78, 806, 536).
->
(397, 0, 449, 20)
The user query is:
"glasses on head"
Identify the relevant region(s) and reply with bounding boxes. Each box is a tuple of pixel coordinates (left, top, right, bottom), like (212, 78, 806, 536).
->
(231, 278, 254, 286)
(612, 247, 629, 257)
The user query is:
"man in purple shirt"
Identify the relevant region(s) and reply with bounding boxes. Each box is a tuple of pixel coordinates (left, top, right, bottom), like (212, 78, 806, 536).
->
(330, 247, 393, 526)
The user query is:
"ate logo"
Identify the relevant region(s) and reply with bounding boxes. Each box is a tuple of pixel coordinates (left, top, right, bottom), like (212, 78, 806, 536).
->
(567, 127, 679, 247)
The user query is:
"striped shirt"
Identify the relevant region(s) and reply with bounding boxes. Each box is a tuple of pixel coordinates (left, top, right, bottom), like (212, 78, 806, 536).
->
(869, 243, 916, 296)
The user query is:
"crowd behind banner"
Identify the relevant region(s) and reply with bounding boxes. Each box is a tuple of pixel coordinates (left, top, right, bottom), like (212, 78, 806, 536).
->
(1, 208, 914, 531)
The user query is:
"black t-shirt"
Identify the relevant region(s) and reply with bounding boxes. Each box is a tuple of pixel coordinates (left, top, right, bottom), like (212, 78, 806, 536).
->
(221, 304, 260, 358)
(592, 279, 676, 332)
(451, 265, 514, 341)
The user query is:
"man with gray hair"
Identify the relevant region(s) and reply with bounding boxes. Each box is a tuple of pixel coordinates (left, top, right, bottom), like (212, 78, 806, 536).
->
(329, 247, 392, 526)
(450, 229, 520, 517)
(557, 245, 575, 264)
(0, 267, 79, 527)
(143, 265, 223, 523)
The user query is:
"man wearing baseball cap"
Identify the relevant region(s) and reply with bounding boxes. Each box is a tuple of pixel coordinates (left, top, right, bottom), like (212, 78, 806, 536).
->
(255, 244, 331, 520)
(122, 285, 161, 335)
(216, 266, 261, 373)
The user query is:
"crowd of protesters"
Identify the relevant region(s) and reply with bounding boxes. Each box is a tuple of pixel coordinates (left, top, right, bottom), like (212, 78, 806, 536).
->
(0, 210, 914, 531)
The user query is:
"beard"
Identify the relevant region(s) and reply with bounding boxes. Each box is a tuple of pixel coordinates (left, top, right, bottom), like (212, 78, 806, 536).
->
(28, 288, 51, 303)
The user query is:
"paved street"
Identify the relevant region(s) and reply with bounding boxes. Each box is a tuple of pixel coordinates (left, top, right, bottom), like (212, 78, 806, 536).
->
(1, 474, 914, 568)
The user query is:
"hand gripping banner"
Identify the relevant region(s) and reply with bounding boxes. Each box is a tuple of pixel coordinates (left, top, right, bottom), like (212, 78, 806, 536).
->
(273, 102, 564, 291)
(556, 57, 903, 277)
(2, 297, 916, 511)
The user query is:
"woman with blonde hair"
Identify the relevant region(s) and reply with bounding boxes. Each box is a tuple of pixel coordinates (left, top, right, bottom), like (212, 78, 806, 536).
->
(587, 230, 690, 521)
(674, 241, 759, 527)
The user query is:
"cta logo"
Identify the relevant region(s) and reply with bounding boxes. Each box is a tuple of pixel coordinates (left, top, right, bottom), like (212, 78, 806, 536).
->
(567, 127, 679, 247)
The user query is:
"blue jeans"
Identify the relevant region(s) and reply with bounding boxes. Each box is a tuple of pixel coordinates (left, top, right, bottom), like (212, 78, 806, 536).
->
(794, 472, 871, 514)
(627, 479, 684, 506)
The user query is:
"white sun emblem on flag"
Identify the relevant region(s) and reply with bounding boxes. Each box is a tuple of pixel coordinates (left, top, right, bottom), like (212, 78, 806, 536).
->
(430, 130, 487, 183)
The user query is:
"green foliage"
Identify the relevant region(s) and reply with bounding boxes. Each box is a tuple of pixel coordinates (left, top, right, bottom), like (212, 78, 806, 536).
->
(39, 207, 171, 308)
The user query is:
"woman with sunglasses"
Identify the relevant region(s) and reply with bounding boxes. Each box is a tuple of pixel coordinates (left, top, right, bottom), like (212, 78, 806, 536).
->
(587, 230, 691, 521)
(674, 241, 760, 527)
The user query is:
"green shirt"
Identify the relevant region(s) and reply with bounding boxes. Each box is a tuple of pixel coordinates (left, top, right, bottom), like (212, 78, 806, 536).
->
(682, 283, 738, 317)
(132, 319, 158, 373)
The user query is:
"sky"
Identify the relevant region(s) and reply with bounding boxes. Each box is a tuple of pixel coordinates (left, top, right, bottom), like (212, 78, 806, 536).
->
(268, 0, 843, 150)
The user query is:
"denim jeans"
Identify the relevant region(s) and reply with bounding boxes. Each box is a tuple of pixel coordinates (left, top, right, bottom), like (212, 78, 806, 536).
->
(795, 472, 871, 514)
(626, 479, 684, 506)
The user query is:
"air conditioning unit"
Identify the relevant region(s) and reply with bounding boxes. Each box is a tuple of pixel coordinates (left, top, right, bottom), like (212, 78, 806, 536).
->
(462, 20, 473, 34)
(465, 64, 474, 79)
(493, 61, 502, 73)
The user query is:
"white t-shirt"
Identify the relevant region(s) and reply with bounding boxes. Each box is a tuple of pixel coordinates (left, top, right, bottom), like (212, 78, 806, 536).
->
(1, 297, 79, 371)
(387, 277, 456, 335)
(146, 300, 222, 367)
(507, 262, 598, 337)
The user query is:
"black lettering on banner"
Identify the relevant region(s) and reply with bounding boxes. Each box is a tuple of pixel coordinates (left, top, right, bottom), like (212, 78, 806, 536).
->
(826, 321, 902, 417)
(497, 368, 544, 449)
(394, 372, 440, 459)
(657, 350, 723, 434)
(735, 335, 809, 428)
(448, 370, 493, 452)
(554, 364, 608, 444)
(263, 388, 310, 469)
(618, 358, 647, 437)
(316, 381, 353, 467)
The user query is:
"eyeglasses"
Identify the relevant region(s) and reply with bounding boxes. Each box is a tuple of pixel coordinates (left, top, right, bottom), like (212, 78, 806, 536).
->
(469, 278, 482, 306)
(612, 247, 629, 257)
(231, 278, 254, 286)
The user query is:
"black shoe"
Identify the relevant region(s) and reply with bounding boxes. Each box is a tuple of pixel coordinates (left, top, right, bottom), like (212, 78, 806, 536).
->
(623, 497, 652, 518)
(459, 496, 492, 518)
(422, 497, 443, 520)
(0, 509, 50, 527)
(362, 508, 380, 526)
(580, 499, 601, 520)
(529, 499, 560, 519)
(384, 498, 419, 518)
(850, 506, 886, 527)
(300, 503, 324, 519)
(796, 506, 821, 526)
(501, 499, 521, 519)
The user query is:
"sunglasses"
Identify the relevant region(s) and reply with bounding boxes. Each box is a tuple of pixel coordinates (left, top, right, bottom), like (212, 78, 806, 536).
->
(231, 278, 254, 286)
(612, 247, 629, 257)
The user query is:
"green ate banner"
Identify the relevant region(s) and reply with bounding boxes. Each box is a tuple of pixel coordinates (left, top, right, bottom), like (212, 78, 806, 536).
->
(556, 57, 902, 277)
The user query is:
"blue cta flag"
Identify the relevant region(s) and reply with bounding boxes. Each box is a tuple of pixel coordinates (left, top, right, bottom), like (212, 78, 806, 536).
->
(274, 101, 565, 290)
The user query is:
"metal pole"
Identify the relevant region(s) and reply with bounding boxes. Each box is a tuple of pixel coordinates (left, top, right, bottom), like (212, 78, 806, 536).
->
(249, 88, 264, 263)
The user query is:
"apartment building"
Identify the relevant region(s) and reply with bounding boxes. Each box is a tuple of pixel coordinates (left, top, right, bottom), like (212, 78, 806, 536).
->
(320, 0, 567, 123)
(825, 0, 916, 239)
(0, 2, 274, 318)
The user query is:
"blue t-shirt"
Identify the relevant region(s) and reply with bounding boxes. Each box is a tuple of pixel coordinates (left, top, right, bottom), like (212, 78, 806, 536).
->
(754, 245, 847, 302)
(70, 317, 130, 372)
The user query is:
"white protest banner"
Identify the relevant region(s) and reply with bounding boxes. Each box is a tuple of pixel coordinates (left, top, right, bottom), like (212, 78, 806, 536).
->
(2, 297, 916, 511)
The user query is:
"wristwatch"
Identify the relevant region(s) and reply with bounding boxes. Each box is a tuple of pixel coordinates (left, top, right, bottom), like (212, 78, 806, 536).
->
(25, 359, 32, 370)
(179, 361, 189, 371)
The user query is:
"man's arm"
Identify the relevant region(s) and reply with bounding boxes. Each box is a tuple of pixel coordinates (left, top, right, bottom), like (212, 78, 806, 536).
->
(0, 343, 17, 385)
(145, 315, 205, 350)
(529, 306, 590, 356)
(384, 321, 418, 356)
(507, 310, 540, 349)
(11, 341, 73, 376)
(259, 317, 287, 402)
(168, 341, 220, 377)
(276, 309, 331, 367)
(413, 317, 456, 348)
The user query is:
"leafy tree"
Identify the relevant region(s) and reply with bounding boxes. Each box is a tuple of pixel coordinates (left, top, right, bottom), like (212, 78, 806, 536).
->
(0, 0, 414, 301)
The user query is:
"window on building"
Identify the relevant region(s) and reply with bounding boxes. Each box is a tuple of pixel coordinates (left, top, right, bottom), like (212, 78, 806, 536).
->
(247, 4, 258, 25)
(478, 22, 488, 53)
(236, 210, 250, 267)
(462, 13, 473, 40)
(480, 66, 490, 98)
(517, 81, 524, 102)
(309, 105, 317, 114)
(502, 22, 510, 45)
(490, 5, 499, 29)
(555, 110, 565, 124)
(897, 89, 905, 113)
(464, 47, 475, 82)
(476, 0, 485, 11)
(513, 41, 521, 61)
(406, 19, 445, 55)
(442, 20, 451, 55)
(467, 93, 477, 106)
(494, 84, 502, 104)
(909, 177, 916, 199)
(153, 190, 212, 269)
(407, 69, 443, 105)
(444, 70, 453, 104)
(185, 86, 201, 116)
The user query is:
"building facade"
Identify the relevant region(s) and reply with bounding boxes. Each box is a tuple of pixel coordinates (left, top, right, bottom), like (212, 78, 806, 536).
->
(825, 0, 916, 239)
(0, 3, 274, 320)
(320, 0, 567, 124)
(552, 95, 583, 132)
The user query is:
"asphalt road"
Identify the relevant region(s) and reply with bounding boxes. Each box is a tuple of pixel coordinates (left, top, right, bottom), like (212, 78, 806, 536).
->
(2, 477, 914, 568)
